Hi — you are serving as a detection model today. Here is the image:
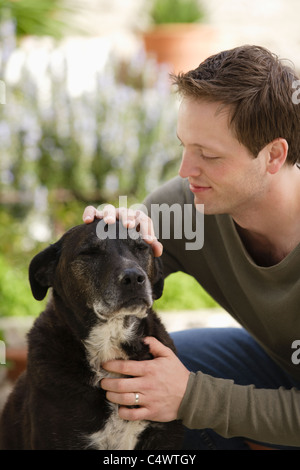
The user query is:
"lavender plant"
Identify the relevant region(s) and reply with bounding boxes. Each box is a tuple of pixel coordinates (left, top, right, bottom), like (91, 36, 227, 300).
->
(0, 27, 180, 204)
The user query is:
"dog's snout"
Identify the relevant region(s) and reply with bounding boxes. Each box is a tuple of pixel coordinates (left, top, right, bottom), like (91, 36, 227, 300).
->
(120, 268, 145, 288)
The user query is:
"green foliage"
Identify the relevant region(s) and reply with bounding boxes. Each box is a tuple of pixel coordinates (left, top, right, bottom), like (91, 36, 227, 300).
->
(150, 0, 205, 24)
(0, 253, 45, 317)
(0, 208, 46, 317)
(154, 272, 218, 310)
(0, 0, 71, 38)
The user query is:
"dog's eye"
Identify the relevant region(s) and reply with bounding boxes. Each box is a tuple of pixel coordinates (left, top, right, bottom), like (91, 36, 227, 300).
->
(135, 240, 149, 251)
(78, 248, 101, 257)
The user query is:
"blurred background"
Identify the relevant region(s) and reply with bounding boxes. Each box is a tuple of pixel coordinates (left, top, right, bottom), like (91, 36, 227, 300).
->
(1, 0, 300, 390)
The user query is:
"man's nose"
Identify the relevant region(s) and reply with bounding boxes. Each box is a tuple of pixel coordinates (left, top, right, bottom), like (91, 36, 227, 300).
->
(178, 151, 201, 179)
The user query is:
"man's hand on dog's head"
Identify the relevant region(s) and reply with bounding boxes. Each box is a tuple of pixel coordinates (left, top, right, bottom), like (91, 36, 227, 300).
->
(83, 205, 163, 257)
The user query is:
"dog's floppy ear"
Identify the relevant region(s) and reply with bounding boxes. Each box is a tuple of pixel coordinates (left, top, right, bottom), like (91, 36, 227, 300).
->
(29, 241, 62, 300)
(152, 257, 164, 300)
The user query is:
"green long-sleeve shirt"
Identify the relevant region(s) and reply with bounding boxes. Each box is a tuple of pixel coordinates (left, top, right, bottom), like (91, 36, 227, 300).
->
(143, 176, 300, 446)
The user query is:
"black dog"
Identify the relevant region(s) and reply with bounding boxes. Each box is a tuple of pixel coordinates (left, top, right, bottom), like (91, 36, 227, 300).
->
(0, 220, 183, 450)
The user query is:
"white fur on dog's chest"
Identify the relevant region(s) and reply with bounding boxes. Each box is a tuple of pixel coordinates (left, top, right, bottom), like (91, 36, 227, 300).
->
(84, 309, 145, 381)
(88, 403, 147, 450)
(84, 311, 148, 450)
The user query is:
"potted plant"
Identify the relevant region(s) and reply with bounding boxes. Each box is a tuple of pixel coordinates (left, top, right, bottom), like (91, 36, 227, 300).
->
(0, 0, 71, 39)
(142, 0, 216, 74)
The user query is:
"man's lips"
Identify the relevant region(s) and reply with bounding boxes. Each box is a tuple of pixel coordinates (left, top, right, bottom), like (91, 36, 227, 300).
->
(189, 183, 211, 193)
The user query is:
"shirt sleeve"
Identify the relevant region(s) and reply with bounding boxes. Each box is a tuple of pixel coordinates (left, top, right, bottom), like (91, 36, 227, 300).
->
(178, 371, 300, 447)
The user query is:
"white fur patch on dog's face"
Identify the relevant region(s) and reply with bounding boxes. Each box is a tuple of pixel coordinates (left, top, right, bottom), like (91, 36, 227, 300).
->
(91, 295, 152, 321)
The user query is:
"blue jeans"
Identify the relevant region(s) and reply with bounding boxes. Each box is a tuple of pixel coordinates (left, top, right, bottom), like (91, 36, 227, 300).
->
(171, 328, 300, 450)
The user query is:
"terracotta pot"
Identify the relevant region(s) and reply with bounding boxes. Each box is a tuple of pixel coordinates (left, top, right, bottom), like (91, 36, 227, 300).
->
(142, 23, 216, 74)
(6, 348, 28, 381)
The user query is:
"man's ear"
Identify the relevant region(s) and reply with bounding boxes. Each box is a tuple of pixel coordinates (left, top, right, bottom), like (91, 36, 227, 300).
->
(29, 241, 62, 301)
(266, 138, 288, 174)
(152, 257, 164, 300)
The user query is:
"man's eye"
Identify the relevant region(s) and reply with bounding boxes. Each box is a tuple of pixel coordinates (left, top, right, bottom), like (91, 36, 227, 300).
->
(201, 154, 219, 160)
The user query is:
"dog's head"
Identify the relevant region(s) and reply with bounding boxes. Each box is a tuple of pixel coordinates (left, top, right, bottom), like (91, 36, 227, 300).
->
(29, 220, 164, 323)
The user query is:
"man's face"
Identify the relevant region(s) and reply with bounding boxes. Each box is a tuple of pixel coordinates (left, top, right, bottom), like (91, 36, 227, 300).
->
(177, 98, 269, 217)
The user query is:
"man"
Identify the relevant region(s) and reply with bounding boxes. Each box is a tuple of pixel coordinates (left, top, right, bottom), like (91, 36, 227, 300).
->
(83, 45, 300, 449)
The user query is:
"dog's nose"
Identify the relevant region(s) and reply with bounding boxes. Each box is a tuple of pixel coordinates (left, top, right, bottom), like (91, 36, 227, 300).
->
(120, 268, 145, 287)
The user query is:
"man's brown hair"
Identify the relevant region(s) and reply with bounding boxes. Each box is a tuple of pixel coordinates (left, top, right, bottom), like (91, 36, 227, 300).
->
(171, 45, 300, 165)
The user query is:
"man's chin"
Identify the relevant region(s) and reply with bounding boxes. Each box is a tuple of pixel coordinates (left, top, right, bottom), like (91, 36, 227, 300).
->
(194, 198, 224, 216)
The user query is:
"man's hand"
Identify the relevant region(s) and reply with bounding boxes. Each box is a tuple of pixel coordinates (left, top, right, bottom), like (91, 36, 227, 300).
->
(100, 337, 190, 422)
(82, 205, 163, 257)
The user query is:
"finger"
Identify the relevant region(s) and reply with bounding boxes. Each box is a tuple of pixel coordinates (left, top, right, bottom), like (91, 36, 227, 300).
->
(143, 336, 172, 358)
(135, 211, 156, 239)
(102, 204, 117, 224)
(101, 359, 146, 377)
(101, 376, 143, 394)
(150, 239, 163, 257)
(106, 391, 143, 407)
(142, 234, 163, 257)
(83, 205, 100, 223)
(117, 207, 136, 229)
(118, 405, 150, 421)
(102, 206, 137, 227)
(135, 212, 163, 257)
